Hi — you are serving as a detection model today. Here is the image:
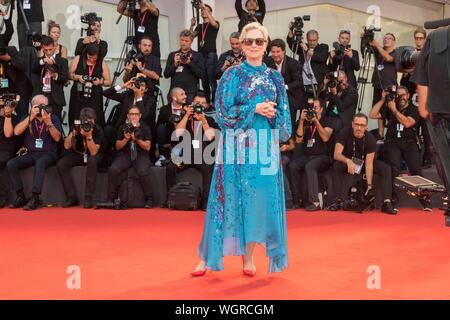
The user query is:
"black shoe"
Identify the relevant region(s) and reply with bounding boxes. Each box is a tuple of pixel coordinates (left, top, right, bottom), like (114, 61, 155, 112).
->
(160, 200, 167, 208)
(326, 200, 343, 212)
(439, 195, 449, 211)
(419, 196, 433, 212)
(381, 201, 397, 215)
(83, 197, 93, 209)
(63, 197, 79, 208)
(305, 203, 321, 212)
(113, 198, 126, 210)
(144, 198, 154, 209)
(23, 196, 40, 211)
(286, 200, 295, 211)
(0, 197, 6, 208)
(10, 194, 26, 208)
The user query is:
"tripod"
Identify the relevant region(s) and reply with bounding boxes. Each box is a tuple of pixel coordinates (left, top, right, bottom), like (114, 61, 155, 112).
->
(291, 33, 318, 99)
(357, 45, 383, 112)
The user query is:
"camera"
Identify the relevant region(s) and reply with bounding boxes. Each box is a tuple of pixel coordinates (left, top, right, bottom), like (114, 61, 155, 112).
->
(225, 55, 240, 65)
(291, 15, 311, 38)
(126, 49, 145, 64)
(78, 76, 98, 99)
(385, 85, 398, 102)
(333, 41, 351, 57)
(81, 120, 93, 132)
(73, 119, 81, 132)
(169, 104, 189, 124)
(27, 31, 43, 48)
(179, 51, 191, 64)
(123, 122, 143, 140)
(305, 98, 316, 122)
(133, 76, 147, 89)
(326, 71, 339, 89)
(81, 12, 102, 36)
(37, 104, 52, 114)
(0, 93, 19, 108)
(193, 103, 203, 115)
(361, 25, 381, 51)
(343, 187, 362, 211)
(191, 0, 201, 9)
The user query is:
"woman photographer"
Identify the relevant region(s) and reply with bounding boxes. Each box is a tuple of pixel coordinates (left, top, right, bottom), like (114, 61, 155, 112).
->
(47, 20, 67, 59)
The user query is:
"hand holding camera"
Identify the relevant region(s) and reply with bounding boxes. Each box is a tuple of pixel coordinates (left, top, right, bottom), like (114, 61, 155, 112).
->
(347, 159, 356, 175)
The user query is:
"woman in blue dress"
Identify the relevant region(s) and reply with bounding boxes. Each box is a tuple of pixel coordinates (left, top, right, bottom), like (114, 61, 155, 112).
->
(191, 22, 292, 277)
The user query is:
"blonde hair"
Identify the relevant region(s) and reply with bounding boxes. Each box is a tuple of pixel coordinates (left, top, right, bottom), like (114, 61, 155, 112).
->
(239, 22, 269, 44)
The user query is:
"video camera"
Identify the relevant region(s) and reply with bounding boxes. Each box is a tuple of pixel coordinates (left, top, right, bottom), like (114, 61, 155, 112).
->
(333, 41, 351, 58)
(361, 25, 381, 51)
(81, 12, 102, 36)
(326, 71, 340, 89)
(291, 15, 311, 39)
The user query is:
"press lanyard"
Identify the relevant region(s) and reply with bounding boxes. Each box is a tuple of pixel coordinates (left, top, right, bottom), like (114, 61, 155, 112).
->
(191, 119, 202, 137)
(310, 125, 317, 138)
(34, 120, 45, 139)
(201, 23, 209, 43)
(353, 136, 365, 159)
(87, 63, 96, 77)
(139, 10, 148, 26)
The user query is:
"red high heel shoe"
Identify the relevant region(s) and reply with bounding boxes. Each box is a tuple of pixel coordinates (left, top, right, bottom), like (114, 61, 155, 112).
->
(190, 265, 207, 277)
(242, 256, 256, 277)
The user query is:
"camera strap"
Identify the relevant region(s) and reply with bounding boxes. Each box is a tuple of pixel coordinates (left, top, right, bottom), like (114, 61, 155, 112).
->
(139, 10, 148, 27)
(200, 23, 209, 47)
(87, 62, 96, 78)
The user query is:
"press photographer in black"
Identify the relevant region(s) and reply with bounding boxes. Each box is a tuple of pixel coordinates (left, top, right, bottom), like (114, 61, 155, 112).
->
(16, 0, 44, 50)
(288, 99, 336, 211)
(106, 105, 154, 209)
(235, 0, 265, 33)
(216, 32, 244, 79)
(328, 30, 360, 88)
(0, 95, 18, 207)
(69, 44, 111, 127)
(190, 1, 219, 103)
(165, 91, 218, 210)
(7, 95, 62, 211)
(57, 108, 104, 209)
(370, 86, 431, 211)
(117, 0, 160, 58)
(328, 113, 396, 214)
(33, 35, 68, 121)
(74, 14, 108, 60)
(164, 30, 205, 103)
(321, 70, 358, 129)
(266, 38, 303, 126)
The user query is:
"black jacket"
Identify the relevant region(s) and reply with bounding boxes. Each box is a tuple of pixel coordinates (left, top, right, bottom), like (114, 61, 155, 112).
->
(216, 50, 245, 80)
(287, 37, 329, 85)
(328, 49, 361, 88)
(0, 46, 32, 99)
(235, 0, 266, 32)
(322, 85, 358, 129)
(33, 55, 69, 106)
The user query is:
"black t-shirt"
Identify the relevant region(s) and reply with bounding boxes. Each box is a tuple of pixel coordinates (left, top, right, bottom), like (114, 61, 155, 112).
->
(336, 126, 376, 160)
(302, 117, 336, 156)
(117, 121, 152, 155)
(0, 114, 18, 155)
(23, 115, 63, 154)
(133, 9, 160, 57)
(411, 39, 429, 87)
(195, 23, 219, 54)
(16, 0, 44, 24)
(72, 124, 105, 155)
(385, 103, 419, 141)
(372, 49, 397, 89)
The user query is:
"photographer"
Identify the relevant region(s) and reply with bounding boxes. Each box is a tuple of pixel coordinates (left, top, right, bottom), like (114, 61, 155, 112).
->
(164, 91, 218, 210)
(369, 33, 397, 139)
(321, 70, 358, 129)
(7, 95, 62, 211)
(190, 1, 219, 103)
(328, 113, 396, 214)
(288, 99, 336, 211)
(0, 95, 18, 207)
(117, 0, 160, 58)
(0, 0, 14, 47)
(0, 45, 33, 118)
(328, 30, 360, 88)
(235, 0, 265, 33)
(216, 32, 244, 80)
(156, 87, 187, 160)
(33, 35, 68, 121)
(16, 0, 44, 50)
(370, 86, 431, 211)
(69, 44, 111, 127)
(287, 28, 329, 102)
(106, 105, 154, 209)
(47, 20, 67, 59)
(56, 108, 104, 209)
(164, 30, 205, 103)
(74, 16, 108, 60)
(267, 38, 303, 126)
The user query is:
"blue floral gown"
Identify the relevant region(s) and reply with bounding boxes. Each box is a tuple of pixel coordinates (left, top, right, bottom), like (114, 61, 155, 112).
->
(198, 60, 292, 273)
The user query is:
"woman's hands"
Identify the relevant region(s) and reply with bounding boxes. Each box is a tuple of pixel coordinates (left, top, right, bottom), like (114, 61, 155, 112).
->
(255, 101, 277, 119)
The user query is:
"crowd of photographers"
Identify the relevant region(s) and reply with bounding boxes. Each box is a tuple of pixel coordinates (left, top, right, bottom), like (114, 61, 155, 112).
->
(0, 0, 447, 214)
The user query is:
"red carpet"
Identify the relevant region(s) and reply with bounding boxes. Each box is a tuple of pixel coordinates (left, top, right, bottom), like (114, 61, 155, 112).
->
(0, 207, 449, 300)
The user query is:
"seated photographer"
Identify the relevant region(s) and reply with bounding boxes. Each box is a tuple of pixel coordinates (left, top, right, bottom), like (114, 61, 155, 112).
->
(328, 113, 396, 214)
(33, 35, 69, 121)
(216, 32, 244, 80)
(75, 16, 108, 60)
(0, 96, 18, 207)
(7, 95, 62, 211)
(69, 44, 111, 127)
(56, 108, 104, 209)
(47, 20, 68, 59)
(0, 45, 33, 118)
(16, 0, 44, 50)
(235, 0, 266, 33)
(321, 70, 358, 129)
(164, 30, 205, 103)
(156, 87, 187, 160)
(106, 105, 154, 209)
(267, 38, 303, 126)
(328, 30, 360, 88)
(288, 99, 336, 211)
(370, 86, 431, 211)
(117, 0, 161, 58)
(164, 91, 218, 210)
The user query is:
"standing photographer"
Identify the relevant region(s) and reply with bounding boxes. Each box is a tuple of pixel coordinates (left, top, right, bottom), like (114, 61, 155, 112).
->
(74, 16, 108, 60)
(0, 0, 14, 47)
(33, 35, 68, 122)
(16, 0, 44, 50)
(164, 30, 205, 103)
(216, 32, 244, 80)
(57, 108, 104, 209)
(0, 96, 18, 207)
(117, 0, 160, 58)
(106, 105, 154, 209)
(329, 30, 360, 89)
(7, 95, 62, 211)
(235, 0, 265, 33)
(190, 1, 219, 104)
(69, 44, 111, 127)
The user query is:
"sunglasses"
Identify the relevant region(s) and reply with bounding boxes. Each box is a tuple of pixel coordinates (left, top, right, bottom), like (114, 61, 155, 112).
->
(242, 38, 266, 46)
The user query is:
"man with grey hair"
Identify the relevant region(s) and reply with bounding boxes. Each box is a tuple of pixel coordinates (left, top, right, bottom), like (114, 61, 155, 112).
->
(216, 32, 245, 79)
(7, 94, 63, 211)
(164, 30, 205, 103)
